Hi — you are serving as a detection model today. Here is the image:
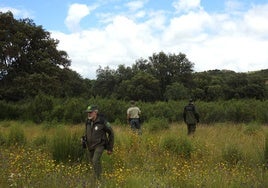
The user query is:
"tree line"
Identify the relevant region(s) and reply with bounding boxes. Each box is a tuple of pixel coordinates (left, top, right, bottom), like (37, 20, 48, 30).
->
(1, 11, 267, 103)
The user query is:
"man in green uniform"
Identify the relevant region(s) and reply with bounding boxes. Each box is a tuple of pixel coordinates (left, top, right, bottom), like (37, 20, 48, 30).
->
(83, 105, 114, 180)
(183, 99, 200, 135)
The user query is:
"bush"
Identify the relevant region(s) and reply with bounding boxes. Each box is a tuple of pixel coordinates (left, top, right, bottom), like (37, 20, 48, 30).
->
(144, 117, 169, 132)
(62, 98, 85, 124)
(243, 122, 262, 136)
(265, 133, 268, 166)
(32, 135, 48, 147)
(0, 101, 23, 120)
(1, 97, 268, 125)
(0, 132, 6, 146)
(222, 144, 244, 165)
(160, 135, 193, 158)
(141, 101, 183, 123)
(256, 101, 268, 124)
(28, 93, 54, 123)
(200, 102, 226, 124)
(87, 97, 127, 123)
(51, 104, 65, 122)
(49, 127, 85, 163)
(7, 125, 27, 146)
(225, 100, 255, 123)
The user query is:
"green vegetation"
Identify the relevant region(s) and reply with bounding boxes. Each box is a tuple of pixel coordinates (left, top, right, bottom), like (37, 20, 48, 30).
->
(0, 121, 268, 187)
(0, 97, 267, 124)
(1, 12, 267, 103)
(1, 11, 268, 188)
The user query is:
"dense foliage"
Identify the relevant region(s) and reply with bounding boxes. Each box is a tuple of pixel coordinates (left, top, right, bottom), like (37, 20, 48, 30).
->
(1, 11, 267, 103)
(0, 12, 92, 101)
(0, 96, 267, 124)
(0, 12, 267, 125)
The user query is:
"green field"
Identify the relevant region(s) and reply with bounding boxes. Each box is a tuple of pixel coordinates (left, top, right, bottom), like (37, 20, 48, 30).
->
(0, 121, 268, 188)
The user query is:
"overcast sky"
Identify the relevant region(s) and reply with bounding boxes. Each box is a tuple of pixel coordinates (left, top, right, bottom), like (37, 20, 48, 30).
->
(1, 0, 268, 79)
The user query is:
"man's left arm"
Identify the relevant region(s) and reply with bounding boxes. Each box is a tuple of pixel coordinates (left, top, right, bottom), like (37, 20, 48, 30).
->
(104, 122, 114, 153)
(194, 106, 200, 123)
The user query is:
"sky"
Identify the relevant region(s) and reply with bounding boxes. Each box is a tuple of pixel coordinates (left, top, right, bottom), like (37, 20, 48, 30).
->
(1, 0, 268, 79)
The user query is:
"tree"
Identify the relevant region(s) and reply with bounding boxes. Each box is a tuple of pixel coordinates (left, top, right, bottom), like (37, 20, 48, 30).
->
(146, 52, 194, 99)
(0, 11, 83, 101)
(117, 72, 160, 101)
(93, 66, 117, 98)
(164, 82, 189, 101)
(114, 64, 134, 85)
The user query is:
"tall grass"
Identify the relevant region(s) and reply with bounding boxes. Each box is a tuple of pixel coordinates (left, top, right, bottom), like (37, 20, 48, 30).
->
(0, 121, 267, 187)
(7, 124, 27, 146)
(49, 126, 85, 163)
(265, 132, 268, 166)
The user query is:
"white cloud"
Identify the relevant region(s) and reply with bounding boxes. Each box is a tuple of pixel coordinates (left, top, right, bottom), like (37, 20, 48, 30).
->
(65, 3, 97, 32)
(225, 0, 244, 11)
(51, 1, 268, 79)
(2, 1, 268, 79)
(188, 36, 268, 72)
(0, 7, 32, 18)
(162, 10, 212, 44)
(172, 0, 201, 13)
(52, 15, 159, 78)
(243, 4, 268, 37)
(126, 1, 145, 12)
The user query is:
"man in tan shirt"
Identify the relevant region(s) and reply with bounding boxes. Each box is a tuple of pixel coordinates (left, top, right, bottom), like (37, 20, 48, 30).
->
(127, 100, 142, 134)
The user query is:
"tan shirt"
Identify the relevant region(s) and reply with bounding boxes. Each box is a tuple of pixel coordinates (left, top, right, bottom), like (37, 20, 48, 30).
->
(127, 106, 141, 118)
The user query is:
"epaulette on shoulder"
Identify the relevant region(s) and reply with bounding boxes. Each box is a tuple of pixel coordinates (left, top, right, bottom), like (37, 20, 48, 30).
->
(106, 121, 111, 127)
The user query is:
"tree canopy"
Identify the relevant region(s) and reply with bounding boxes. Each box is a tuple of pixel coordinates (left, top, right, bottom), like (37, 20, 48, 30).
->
(0, 11, 267, 102)
(0, 11, 91, 101)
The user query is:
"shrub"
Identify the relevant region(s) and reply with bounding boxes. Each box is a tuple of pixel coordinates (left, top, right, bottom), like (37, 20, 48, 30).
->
(0, 101, 23, 120)
(0, 132, 6, 146)
(225, 100, 255, 123)
(87, 97, 127, 123)
(51, 104, 65, 122)
(199, 101, 226, 124)
(49, 127, 85, 163)
(160, 135, 193, 158)
(222, 144, 243, 165)
(265, 133, 268, 166)
(144, 117, 169, 132)
(32, 135, 48, 147)
(7, 125, 27, 146)
(255, 101, 268, 124)
(28, 93, 54, 123)
(243, 122, 262, 136)
(62, 98, 85, 124)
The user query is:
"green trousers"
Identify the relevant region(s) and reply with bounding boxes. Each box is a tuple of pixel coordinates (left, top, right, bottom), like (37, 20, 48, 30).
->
(187, 123, 196, 135)
(89, 145, 104, 180)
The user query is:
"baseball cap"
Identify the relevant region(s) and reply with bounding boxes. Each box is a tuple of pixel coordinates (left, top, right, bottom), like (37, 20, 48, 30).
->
(85, 105, 98, 113)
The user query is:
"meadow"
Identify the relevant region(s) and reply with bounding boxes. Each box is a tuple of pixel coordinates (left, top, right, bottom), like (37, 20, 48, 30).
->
(0, 120, 268, 188)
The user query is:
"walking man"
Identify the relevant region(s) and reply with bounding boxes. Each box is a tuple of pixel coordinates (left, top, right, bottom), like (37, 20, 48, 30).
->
(127, 100, 142, 134)
(183, 99, 200, 135)
(83, 105, 114, 180)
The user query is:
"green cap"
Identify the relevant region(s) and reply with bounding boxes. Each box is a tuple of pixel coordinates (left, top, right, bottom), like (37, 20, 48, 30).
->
(85, 105, 98, 113)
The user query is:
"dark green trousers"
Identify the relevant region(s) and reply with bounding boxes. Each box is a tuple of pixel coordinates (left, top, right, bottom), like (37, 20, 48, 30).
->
(89, 145, 104, 180)
(187, 124, 196, 135)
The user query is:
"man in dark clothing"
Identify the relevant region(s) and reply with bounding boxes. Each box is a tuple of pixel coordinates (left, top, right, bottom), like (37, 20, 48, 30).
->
(183, 99, 200, 135)
(83, 105, 114, 180)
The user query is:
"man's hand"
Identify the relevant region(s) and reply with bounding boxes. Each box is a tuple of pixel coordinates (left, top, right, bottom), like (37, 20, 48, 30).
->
(107, 150, 113, 155)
